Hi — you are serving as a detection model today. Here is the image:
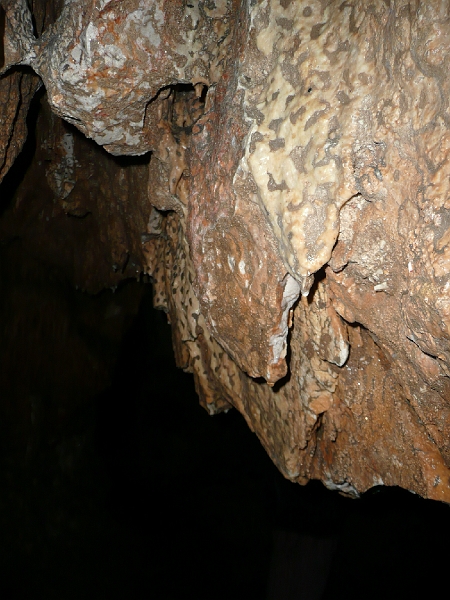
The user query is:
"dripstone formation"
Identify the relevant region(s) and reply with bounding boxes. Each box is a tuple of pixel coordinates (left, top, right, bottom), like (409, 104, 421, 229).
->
(2, 0, 450, 501)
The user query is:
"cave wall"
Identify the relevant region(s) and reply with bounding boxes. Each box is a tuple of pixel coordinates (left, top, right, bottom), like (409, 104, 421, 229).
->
(2, 0, 450, 501)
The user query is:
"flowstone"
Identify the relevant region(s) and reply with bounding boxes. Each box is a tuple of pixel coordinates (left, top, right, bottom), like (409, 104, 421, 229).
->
(2, 0, 450, 501)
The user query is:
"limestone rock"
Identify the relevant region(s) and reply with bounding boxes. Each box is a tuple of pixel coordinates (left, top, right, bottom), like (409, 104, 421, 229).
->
(2, 0, 450, 501)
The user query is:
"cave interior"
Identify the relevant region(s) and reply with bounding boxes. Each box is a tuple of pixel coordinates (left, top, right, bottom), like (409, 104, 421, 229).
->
(1, 1, 450, 598)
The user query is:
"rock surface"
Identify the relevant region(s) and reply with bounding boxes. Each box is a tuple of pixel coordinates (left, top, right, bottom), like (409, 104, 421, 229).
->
(2, 0, 450, 501)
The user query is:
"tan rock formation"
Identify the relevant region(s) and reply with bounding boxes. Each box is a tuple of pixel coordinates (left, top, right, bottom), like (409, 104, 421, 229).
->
(2, 0, 450, 501)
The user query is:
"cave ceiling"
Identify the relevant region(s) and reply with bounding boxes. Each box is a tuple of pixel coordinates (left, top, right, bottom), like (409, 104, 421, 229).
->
(2, 0, 450, 502)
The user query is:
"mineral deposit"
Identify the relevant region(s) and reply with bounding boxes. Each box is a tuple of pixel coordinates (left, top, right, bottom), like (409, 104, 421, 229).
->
(2, 0, 450, 501)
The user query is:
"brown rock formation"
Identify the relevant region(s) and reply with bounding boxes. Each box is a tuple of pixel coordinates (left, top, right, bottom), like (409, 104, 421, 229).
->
(2, 0, 450, 501)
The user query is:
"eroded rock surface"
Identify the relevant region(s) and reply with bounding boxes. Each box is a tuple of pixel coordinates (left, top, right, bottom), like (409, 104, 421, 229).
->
(2, 0, 450, 501)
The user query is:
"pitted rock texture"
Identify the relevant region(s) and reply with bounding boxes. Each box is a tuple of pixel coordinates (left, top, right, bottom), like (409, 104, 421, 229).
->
(0, 68, 38, 185)
(1, 0, 299, 383)
(0, 0, 237, 155)
(2, 0, 450, 501)
(0, 0, 57, 184)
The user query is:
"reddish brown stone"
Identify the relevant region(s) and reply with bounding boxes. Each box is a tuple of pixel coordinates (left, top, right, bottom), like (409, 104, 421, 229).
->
(2, 0, 450, 501)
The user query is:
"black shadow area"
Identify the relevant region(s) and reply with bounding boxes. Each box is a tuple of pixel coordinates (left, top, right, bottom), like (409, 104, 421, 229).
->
(0, 282, 449, 600)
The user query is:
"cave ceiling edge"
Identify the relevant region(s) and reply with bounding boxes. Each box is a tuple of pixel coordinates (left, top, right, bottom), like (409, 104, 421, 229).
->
(2, 0, 450, 502)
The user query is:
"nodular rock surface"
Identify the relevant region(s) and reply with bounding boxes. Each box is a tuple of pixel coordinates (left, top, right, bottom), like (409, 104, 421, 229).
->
(2, 0, 450, 502)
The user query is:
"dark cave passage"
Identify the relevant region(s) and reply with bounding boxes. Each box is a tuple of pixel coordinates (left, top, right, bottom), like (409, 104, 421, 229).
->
(0, 42, 447, 600)
(0, 275, 449, 599)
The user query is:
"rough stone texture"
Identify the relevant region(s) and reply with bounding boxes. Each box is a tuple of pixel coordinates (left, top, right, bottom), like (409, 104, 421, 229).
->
(0, 96, 150, 292)
(0, 0, 236, 155)
(2, 0, 450, 501)
(0, 0, 53, 184)
(0, 67, 37, 185)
